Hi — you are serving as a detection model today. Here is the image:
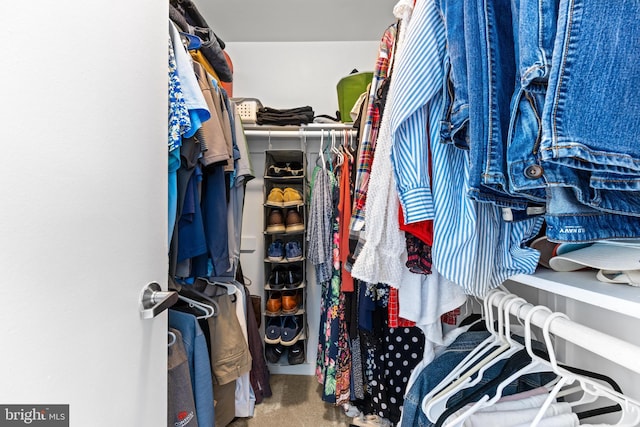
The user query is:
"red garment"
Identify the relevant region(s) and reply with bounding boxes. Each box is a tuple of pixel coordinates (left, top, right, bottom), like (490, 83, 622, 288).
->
(388, 288, 416, 328)
(338, 159, 355, 292)
(398, 123, 433, 245)
(220, 51, 233, 96)
(441, 308, 461, 325)
(398, 204, 433, 246)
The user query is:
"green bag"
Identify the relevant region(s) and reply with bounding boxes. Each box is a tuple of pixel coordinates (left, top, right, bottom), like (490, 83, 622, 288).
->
(336, 70, 373, 123)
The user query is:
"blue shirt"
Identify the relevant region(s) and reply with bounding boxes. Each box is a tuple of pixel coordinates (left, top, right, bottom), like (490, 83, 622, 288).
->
(169, 21, 210, 139)
(430, 123, 542, 296)
(390, 0, 446, 224)
(177, 167, 208, 263)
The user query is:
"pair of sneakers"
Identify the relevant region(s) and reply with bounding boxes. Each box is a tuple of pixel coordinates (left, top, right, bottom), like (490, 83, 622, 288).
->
(266, 187, 303, 207)
(267, 265, 303, 290)
(266, 162, 304, 177)
(264, 341, 305, 365)
(264, 315, 303, 346)
(267, 240, 303, 262)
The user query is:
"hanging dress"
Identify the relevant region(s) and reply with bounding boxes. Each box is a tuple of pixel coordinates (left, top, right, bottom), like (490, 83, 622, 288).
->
(311, 163, 351, 405)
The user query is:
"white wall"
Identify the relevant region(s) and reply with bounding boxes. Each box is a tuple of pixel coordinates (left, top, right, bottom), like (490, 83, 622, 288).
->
(226, 41, 380, 117)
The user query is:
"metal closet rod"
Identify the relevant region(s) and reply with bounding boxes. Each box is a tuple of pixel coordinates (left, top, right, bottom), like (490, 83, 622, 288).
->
(488, 291, 640, 375)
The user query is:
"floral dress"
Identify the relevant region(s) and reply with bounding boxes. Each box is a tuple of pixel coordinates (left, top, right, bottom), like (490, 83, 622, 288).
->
(315, 165, 351, 405)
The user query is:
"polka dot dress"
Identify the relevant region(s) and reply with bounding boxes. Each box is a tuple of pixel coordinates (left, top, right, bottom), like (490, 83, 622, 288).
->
(371, 326, 425, 424)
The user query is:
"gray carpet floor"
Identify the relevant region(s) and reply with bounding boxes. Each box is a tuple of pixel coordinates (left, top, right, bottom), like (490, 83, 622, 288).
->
(228, 374, 353, 426)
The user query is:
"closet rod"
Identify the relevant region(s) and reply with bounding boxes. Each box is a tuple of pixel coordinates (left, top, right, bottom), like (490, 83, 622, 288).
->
(489, 294, 640, 375)
(244, 129, 357, 138)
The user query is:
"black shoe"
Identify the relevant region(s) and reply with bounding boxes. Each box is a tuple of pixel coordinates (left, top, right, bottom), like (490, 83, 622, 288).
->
(265, 343, 285, 363)
(287, 341, 305, 365)
(268, 266, 286, 290)
(285, 161, 304, 177)
(284, 265, 303, 288)
(267, 162, 289, 177)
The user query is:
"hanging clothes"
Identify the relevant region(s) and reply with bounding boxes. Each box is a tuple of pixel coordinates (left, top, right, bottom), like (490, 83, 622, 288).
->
(168, 328, 199, 427)
(312, 164, 352, 405)
(337, 153, 355, 293)
(307, 164, 334, 284)
(168, 310, 215, 427)
(168, 36, 191, 244)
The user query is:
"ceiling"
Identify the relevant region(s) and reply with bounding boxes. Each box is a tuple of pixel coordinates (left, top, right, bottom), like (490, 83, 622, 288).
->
(195, 0, 398, 42)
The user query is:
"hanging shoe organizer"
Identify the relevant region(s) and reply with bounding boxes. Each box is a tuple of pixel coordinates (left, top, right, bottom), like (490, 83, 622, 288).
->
(263, 150, 308, 366)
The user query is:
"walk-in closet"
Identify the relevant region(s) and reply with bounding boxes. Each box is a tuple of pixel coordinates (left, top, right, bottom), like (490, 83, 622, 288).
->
(3, 0, 640, 427)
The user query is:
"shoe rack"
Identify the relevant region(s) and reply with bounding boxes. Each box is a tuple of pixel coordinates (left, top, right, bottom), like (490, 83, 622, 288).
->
(262, 150, 308, 366)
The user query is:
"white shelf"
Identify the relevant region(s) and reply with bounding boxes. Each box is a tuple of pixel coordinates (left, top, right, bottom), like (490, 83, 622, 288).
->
(244, 123, 353, 132)
(507, 268, 640, 319)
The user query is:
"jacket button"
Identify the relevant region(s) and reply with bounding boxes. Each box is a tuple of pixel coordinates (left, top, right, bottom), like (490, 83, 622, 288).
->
(524, 165, 543, 179)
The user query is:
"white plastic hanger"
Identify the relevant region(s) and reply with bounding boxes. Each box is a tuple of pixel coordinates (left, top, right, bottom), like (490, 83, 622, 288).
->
(211, 280, 237, 296)
(442, 305, 557, 427)
(319, 131, 327, 171)
(342, 130, 354, 163)
(531, 313, 640, 427)
(330, 130, 344, 167)
(177, 295, 216, 319)
(168, 331, 177, 347)
(423, 291, 508, 421)
(426, 294, 522, 421)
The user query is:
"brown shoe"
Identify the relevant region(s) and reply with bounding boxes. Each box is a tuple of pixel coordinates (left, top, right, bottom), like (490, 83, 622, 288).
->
(267, 209, 286, 233)
(281, 290, 298, 314)
(266, 291, 282, 315)
(285, 209, 304, 232)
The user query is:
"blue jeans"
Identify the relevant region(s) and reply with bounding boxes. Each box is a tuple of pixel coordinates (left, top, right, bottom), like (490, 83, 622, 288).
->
(401, 331, 556, 427)
(506, 0, 559, 204)
(538, 0, 640, 240)
(439, 0, 470, 150)
(460, 0, 547, 216)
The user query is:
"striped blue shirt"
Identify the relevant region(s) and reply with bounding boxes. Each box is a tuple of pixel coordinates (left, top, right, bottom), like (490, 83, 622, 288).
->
(390, 0, 446, 224)
(430, 137, 543, 296)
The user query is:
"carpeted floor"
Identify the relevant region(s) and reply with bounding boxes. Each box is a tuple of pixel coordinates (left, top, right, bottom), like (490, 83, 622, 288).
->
(228, 374, 353, 426)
